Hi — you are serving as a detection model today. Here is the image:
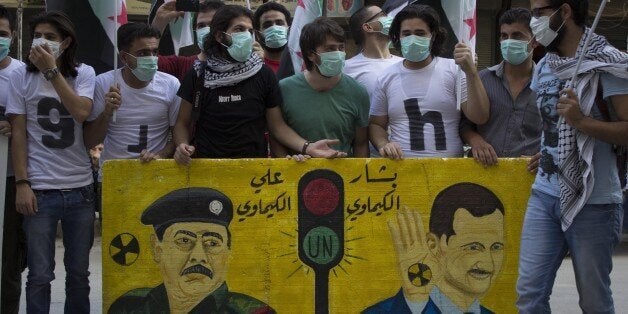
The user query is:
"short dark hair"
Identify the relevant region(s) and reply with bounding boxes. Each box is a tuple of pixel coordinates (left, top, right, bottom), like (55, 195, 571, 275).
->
(206, 5, 254, 59)
(499, 7, 532, 33)
(550, 0, 588, 26)
(299, 17, 345, 71)
(390, 4, 447, 57)
(429, 183, 505, 242)
(253, 2, 292, 31)
(193, 0, 224, 29)
(26, 11, 79, 78)
(349, 5, 379, 46)
(0, 4, 15, 31)
(117, 23, 161, 52)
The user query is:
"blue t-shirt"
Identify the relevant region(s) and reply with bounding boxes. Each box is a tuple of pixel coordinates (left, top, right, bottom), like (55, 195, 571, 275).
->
(530, 56, 627, 204)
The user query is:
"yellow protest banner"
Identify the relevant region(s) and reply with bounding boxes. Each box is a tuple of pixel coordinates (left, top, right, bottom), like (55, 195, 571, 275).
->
(102, 158, 533, 313)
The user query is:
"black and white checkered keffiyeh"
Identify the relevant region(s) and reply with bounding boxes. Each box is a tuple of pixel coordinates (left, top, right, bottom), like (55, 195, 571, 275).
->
(545, 28, 628, 230)
(200, 53, 263, 89)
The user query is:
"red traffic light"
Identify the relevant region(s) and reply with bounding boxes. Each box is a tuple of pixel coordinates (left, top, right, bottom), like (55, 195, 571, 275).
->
(302, 178, 340, 216)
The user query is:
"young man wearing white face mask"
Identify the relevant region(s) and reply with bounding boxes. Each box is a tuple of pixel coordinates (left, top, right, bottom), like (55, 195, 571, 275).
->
(460, 8, 542, 167)
(516, 1, 628, 313)
(84, 23, 181, 182)
(369, 4, 489, 160)
(253, 2, 291, 74)
(6, 11, 97, 313)
(151, 0, 224, 81)
(173, 6, 345, 163)
(278, 17, 370, 157)
(345, 5, 402, 99)
(345, 5, 402, 157)
(0, 5, 26, 314)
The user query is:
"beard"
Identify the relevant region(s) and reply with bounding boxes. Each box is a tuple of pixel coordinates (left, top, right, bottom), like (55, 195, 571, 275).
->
(545, 15, 566, 52)
(261, 41, 287, 54)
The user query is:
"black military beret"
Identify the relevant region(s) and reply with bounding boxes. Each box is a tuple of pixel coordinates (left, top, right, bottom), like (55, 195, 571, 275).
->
(141, 187, 233, 235)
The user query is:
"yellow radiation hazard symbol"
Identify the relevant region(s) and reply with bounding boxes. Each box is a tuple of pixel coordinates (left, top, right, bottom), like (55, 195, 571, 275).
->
(408, 263, 432, 287)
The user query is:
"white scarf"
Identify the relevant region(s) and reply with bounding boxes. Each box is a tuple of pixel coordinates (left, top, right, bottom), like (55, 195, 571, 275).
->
(545, 28, 628, 230)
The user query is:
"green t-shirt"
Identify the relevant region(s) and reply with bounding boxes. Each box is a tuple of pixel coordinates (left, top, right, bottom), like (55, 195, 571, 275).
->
(279, 73, 370, 156)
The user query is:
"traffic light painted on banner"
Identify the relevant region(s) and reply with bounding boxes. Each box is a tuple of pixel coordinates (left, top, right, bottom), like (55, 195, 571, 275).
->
(297, 169, 344, 314)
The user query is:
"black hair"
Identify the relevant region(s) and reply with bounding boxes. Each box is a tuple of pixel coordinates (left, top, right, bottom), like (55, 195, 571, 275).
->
(26, 11, 79, 78)
(299, 17, 345, 71)
(349, 5, 379, 46)
(193, 0, 225, 29)
(389, 4, 447, 57)
(429, 183, 505, 242)
(117, 22, 161, 52)
(0, 4, 15, 31)
(253, 2, 292, 31)
(499, 7, 532, 33)
(549, 0, 588, 26)
(206, 5, 254, 59)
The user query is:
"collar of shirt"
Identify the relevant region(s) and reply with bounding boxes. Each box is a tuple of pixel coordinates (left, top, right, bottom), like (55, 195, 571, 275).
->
(429, 286, 481, 314)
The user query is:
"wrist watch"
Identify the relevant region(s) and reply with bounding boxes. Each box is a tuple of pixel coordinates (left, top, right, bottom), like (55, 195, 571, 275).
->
(43, 67, 59, 81)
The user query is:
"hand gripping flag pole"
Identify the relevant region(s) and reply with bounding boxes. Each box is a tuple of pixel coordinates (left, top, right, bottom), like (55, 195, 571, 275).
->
(558, 0, 609, 125)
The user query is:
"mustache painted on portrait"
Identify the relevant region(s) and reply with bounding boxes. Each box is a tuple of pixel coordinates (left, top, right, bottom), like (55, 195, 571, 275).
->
(181, 264, 213, 278)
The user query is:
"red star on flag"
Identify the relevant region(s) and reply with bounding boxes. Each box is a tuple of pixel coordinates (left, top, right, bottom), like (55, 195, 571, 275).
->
(463, 8, 476, 40)
(108, 2, 128, 25)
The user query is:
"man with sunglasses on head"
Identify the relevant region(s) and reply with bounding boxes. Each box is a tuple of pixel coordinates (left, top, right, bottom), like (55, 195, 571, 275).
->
(460, 8, 541, 167)
(345, 5, 402, 157)
(516, 1, 628, 313)
(345, 5, 402, 98)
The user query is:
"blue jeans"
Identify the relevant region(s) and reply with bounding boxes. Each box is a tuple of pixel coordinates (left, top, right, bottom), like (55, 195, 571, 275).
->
(23, 185, 95, 314)
(516, 189, 622, 314)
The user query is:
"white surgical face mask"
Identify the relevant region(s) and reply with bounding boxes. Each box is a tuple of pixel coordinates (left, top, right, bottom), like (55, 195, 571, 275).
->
(529, 9, 565, 47)
(31, 37, 63, 58)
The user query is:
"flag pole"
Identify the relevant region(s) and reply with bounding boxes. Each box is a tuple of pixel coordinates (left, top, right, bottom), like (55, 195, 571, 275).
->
(568, 0, 609, 87)
(113, 1, 118, 123)
(558, 0, 609, 125)
(456, 0, 465, 111)
(246, 0, 251, 10)
(17, 0, 23, 61)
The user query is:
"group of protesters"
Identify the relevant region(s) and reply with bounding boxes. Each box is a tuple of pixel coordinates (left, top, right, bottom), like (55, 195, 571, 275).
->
(0, 0, 626, 313)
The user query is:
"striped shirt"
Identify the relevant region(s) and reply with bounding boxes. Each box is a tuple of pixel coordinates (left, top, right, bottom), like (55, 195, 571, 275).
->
(462, 61, 542, 157)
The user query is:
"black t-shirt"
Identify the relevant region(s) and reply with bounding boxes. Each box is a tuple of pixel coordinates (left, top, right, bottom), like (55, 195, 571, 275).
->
(178, 65, 281, 158)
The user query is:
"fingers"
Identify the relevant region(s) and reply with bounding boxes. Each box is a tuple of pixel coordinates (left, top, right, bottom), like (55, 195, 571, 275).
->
(139, 149, 159, 163)
(0, 121, 11, 137)
(380, 142, 403, 160)
(396, 210, 410, 250)
(473, 147, 497, 167)
(174, 144, 193, 165)
(525, 152, 541, 173)
(286, 154, 311, 162)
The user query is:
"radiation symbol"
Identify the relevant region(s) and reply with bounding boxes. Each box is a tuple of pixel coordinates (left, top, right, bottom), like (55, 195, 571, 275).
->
(408, 263, 432, 287)
(109, 233, 140, 266)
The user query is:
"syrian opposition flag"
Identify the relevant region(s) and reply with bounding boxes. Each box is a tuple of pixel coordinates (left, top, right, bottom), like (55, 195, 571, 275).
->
(149, 0, 194, 56)
(46, 0, 127, 74)
(287, 0, 323, 74)
(161, 0, 194, 55)
(442, 0, 476, 51)
(441, 0, 476, 109)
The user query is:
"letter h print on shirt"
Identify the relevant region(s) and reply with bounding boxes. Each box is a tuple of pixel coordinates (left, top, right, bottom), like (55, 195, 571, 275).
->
(404, 98, 446, 151)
